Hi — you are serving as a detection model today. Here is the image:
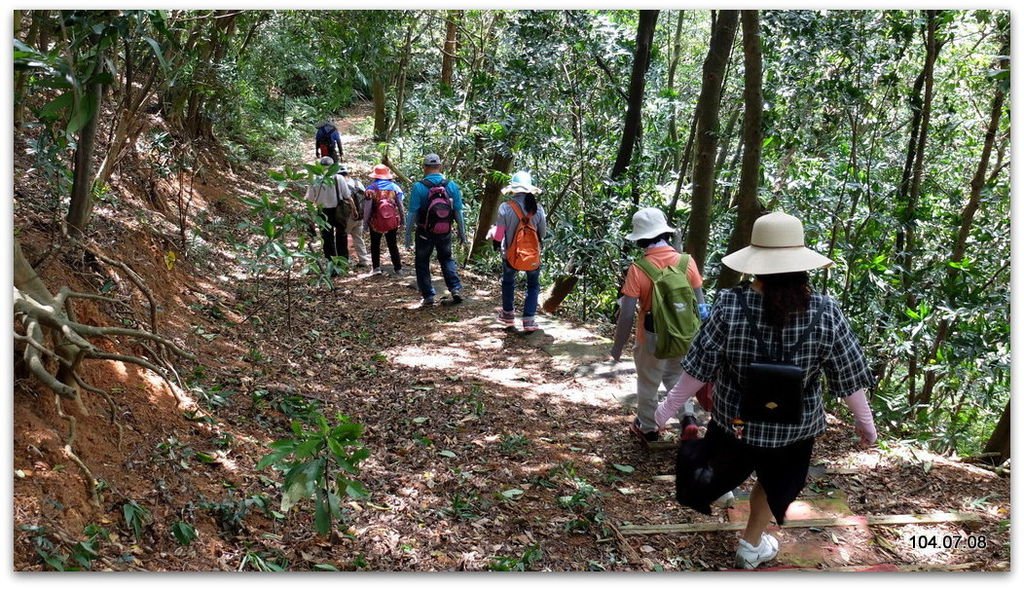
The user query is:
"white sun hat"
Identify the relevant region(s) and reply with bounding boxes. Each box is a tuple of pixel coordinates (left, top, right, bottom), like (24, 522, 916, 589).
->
(720, 211, 833, 275)
(502, 170, 542, 194)
(625, 207, 675, 241)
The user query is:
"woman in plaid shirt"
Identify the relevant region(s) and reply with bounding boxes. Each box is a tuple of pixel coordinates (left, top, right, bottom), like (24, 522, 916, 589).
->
(654, 211, 877, 569)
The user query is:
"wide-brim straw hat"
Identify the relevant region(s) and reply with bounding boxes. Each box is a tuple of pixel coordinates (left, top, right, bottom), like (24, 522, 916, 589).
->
(369, 164, 393, 179)
(626, 207, 675, 241)
(501, 170, 542, 194)
(721, 211, 833, 275)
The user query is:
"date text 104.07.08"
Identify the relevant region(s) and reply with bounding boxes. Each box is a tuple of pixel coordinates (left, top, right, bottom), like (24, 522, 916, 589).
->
(909, 535, 988, 550)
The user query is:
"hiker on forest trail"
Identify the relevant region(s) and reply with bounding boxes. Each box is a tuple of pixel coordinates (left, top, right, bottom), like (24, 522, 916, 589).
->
(362, 164, 405, 277)
(490, 171, 546, 332)
(610, 207, 709, 445)
(304, 156, 353, 273)
(654, 211, 877, 570)
(340, 165, 371, 269)
(315, 119, 344, 164)
(405, 153, 467, 307)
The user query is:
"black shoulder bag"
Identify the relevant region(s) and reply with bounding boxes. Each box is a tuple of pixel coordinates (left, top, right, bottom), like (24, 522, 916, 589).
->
(735, 288, 826, 425)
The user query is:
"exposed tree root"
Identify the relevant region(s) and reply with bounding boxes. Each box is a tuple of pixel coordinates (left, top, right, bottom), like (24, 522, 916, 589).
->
(53, 395, 101, 508)
(13, 237, 196, 508)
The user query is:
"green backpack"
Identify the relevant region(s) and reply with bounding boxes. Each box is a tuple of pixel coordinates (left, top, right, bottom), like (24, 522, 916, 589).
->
(634, 253, 701, 359)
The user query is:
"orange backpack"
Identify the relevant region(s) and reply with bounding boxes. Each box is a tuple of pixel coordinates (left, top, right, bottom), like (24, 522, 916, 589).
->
(506, 200, 541, 271)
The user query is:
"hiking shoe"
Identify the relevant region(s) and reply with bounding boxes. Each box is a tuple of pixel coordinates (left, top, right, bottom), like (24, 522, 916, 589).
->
(714, 490, 736, 507)
(521, 317, 539, 332)
(497, 310, 515, 325)
(394, 267, 405, 277)
(735, 533, 779, 569)
(450, 291, 463, 305)
(630, 417, 659, 444)
(419, 298, 435, 308)
(370, 267, 383, 276)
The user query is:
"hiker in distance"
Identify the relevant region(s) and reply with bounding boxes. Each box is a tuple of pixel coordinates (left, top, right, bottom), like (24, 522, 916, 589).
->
(405, 153, 468, 307)
(490, 171, 547, 332)
(362, 164, 406, 277)
(304, 156, 354, 274)
(653, 211, 877, 569)
(339, 165, 371, 270)
(609, 207, 708, 444)
(314, 119, 344, 164)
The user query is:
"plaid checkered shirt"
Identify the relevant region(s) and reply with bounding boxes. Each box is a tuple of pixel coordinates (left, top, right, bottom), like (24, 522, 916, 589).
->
(681, 284, 875, 448)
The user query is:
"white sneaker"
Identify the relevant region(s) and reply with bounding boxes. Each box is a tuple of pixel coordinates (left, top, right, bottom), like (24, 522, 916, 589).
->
(735, 533, 779, 569)
(714, 490, 735, 506)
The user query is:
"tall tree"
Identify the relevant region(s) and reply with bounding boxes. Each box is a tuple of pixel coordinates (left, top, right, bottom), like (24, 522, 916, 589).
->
(896, 10, 944, 416)
(65, 39, 109, 238)
(918, 31, 1009, 411)
(440, 10, 461, 91)
(716, 10, 765, 289)
(684, 10, 739, 273)
(468, 151, 514, 261)
(543, 10, 659, 313)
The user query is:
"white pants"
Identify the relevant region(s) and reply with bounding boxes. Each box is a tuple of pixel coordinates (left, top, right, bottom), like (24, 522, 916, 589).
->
(347, 217, 371, 266)
(633, 329, 685, 433)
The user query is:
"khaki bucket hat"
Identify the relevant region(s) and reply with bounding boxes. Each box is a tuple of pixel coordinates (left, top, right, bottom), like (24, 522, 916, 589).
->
(720, 211, 833, 275)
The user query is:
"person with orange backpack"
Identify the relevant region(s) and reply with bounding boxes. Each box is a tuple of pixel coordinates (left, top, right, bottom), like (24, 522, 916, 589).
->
(362, 164, 405, 277)
(490, 171, 546, 332)
(609, 207, 710, 444)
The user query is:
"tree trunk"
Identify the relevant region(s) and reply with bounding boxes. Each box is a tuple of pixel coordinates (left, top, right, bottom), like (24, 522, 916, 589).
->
(66, 59, 106, 239)
(96, 38, 160, 188)
(468, 151, 514, 261)
(918, 33, 1007, 408)
(685, 10, 739, 274)
(543, 10, 658, 314)
(372, 75, 388, 142)
(611, 10, 659, 179)
(716, 11, 765, 289)
(660, 10, 686, 179)
(981, 400, 1010, 464)
(390, 14, 418, 139)
(667, 112, 699, 219)
(440, 11, 460, 91)
(900, 11, 943, 416)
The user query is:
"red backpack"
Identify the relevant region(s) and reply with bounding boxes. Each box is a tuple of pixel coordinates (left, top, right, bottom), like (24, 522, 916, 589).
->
(506, 200, 541, 271)
(418, 179, 453, 235)
(367, 188, 400, 233)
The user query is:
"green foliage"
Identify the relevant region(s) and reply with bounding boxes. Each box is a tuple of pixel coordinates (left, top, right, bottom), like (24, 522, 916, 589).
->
(121, 500, 152, 542)
(19, 523, 109, 571)
(170, 521, 198, 546)
(257, 411, 370, 536)
(488, 543, 544, 571)
(199, 491, 277, 537)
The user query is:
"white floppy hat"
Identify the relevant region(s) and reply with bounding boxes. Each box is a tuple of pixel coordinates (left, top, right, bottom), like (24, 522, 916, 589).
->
(625, 207, 675, 241)
(502, 171, 542, 194)
(720, 211, 833, 275)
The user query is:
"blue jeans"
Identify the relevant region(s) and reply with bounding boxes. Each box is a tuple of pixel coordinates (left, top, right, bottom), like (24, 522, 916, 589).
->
(502, 260, 541, 317)
(414, 231, 461, 299)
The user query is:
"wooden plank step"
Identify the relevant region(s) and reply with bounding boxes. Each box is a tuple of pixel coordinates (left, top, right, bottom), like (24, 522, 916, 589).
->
(619, 511, 982, 535)
(652, 467, 860, 483)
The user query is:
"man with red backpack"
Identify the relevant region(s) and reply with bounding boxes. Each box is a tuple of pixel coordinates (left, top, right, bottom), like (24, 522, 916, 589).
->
(489, 171, 546, 332)
(362, 164, 405, 277)
(404, 153, 467, 307)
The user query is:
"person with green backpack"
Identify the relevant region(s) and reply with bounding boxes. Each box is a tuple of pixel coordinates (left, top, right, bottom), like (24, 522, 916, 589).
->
(610, 207, 709, 444)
